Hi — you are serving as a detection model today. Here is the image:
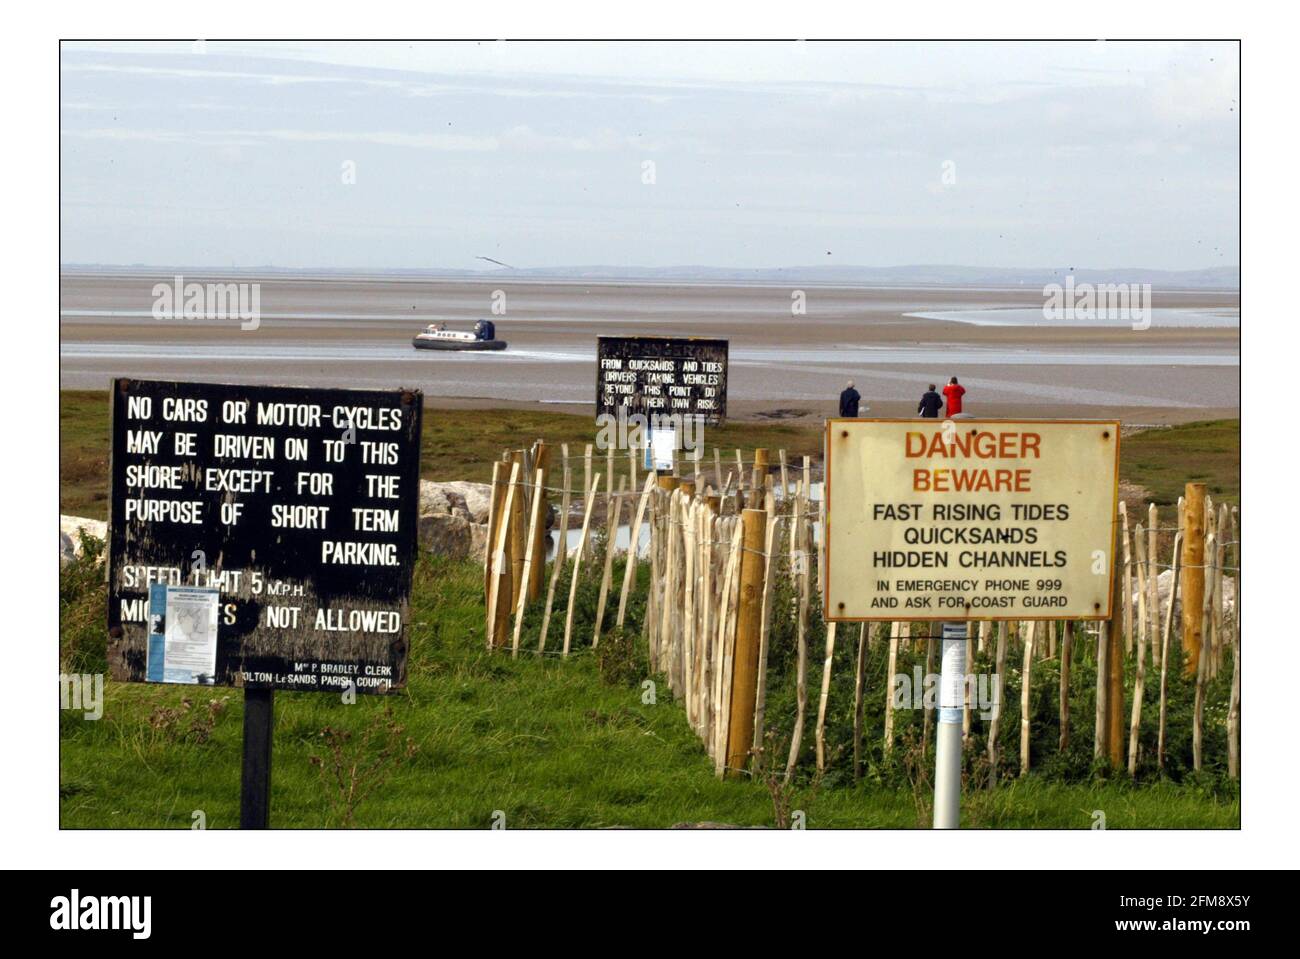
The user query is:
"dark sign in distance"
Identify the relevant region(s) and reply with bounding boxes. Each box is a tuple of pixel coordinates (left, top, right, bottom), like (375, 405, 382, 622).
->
(596, 335, 728, 424)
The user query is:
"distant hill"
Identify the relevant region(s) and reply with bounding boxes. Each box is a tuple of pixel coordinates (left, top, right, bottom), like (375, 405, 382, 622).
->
(61, 262, 1240, 290)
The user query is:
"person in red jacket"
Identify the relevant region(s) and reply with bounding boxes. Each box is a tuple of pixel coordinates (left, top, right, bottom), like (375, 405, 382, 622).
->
(943, 376, 966, 417)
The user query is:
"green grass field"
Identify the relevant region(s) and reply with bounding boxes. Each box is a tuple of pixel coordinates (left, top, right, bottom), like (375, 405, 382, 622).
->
(60, 553, 1239, 829)
(58, 392, 1241, 829)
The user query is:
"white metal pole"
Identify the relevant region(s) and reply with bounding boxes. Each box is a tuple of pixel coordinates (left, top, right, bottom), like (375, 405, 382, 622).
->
(933, 621, 967, 829)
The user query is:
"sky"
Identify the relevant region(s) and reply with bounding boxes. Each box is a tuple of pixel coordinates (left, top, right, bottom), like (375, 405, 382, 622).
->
(59, 40, 1240, 272)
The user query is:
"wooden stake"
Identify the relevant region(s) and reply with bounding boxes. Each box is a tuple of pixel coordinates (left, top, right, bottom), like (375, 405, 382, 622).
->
(1120, 502, 1133, 654)
(508, 451, 527, 609)
(486, 461, 520, 650)
(536, 458, 572, 655)
(511, 468, 545, 658)
(616, 472, 656, 628)
(1193, 533, 1214, 770)
(1127, 561, 1149, 775)
(1019, 621, 1036, 775)
(988, 621, 1010, 784)
(784, 500, 811, 783)
(1181, 482, 1207, 677)
(527, 443, 551, 601)
(883, 620, 902, 756)
(815, 621, 838, 774)
(1105, 537, 1125, 768)
(1157, 532, 1182, 767)
(591, 475, 624, 648)
(1148, 503, 1161, 670)
(725, 507, 768, 776)
(851, 623, 868, 781)
(562, 473, 601, 657)
(1227, 510, 1240, 779)
(1059, 620, 1073, 752)
(752, 511, 779, 755)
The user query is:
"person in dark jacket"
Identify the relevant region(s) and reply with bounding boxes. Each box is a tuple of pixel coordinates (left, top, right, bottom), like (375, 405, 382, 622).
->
(918, 384, 943, 418)
(839, 380, 861, 418)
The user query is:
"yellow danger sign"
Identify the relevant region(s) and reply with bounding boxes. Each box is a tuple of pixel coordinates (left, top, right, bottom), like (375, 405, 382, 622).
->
(823, 419, 1120, 622)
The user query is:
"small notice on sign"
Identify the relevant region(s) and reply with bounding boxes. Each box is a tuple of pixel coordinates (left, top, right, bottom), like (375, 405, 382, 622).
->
(147, 585, 220, 685)
(823, 419, 1120, 622)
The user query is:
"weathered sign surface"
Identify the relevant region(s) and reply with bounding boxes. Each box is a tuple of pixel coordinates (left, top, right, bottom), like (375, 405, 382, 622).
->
(596, 335, 728, 423)
(823, 419, 1120, 622)
(107, 379, 423, 693)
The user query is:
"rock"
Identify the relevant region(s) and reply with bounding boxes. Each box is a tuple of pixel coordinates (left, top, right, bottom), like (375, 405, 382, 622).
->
(60, 515, 106, 567)
(418, 512, 473, 559)
(469, 522, 489, 564)
(419, 480, 493, 524)
(438, 481, 493, 524)
(1134, 568, 1235, 622)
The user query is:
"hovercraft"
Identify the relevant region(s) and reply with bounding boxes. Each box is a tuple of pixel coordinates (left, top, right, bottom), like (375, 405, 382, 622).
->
(412, 320, 507, 352)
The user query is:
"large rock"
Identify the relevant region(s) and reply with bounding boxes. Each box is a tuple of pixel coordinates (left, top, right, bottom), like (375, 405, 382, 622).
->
(418, 512, 474, 560)
(60, 515, 106, 567)
(419, 480, 493, 524)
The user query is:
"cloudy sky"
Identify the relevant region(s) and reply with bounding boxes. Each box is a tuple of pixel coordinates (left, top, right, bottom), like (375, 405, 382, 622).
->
(59, 40, 1239, 271)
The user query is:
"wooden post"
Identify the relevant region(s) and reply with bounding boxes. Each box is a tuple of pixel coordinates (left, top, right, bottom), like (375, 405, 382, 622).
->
(527, 442, 551, 601)
(590, 475, 623, 648)
(511, 468, 545, 658)
(814, 621, 838, 774)
(1157, 532, 1182, 768)
(882, 620, 901, 755)
(1227, 510, 1240, 779)
(536, 457, 571, 655)
(486, 461, 520, 650)
(1193, 533, 1214, 770)
(616, 472, 656, 628)
(1105, 535, 1125, 768)
(508, 450, 527, 609)
(752, 512, 779, 755)
(1019, 620, 1035, 775)
(1127, 552, 1151, 775)
(1148, 503, 1161, 669)
(779, 449, 789, 501)
(784, 499, 811, 783)
(484, 461, 505, 617)
(562, 473, 601, 657)
(988, 622, 1009, 784)
(715, 518, 745, 776)
(1181, 482, 1207, 677)
(1120, 502, 1133, 654)
(1059, 620, 1073, 752)
(852, 622, 868, 781)
(724, 507, 767, 777)
(922, 623, 937, 754)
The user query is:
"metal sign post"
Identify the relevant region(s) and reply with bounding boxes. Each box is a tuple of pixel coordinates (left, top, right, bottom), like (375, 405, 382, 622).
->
(933, 622, 967, 829)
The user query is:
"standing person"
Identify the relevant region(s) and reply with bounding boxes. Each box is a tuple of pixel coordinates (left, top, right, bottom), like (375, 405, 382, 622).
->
(943, 376, 966, 417)
(918, 384, 943, 418)
(839, 380, 861, 418)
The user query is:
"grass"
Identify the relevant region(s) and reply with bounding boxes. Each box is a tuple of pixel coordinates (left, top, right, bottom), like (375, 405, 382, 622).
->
(1120, 420, 1240, 505)
(60, 548, 1239, 829)
(58, 389, 1238, 519)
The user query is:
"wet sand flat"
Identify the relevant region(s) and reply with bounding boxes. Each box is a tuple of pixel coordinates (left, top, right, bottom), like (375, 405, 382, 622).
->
(60, 271, 1239, 423)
